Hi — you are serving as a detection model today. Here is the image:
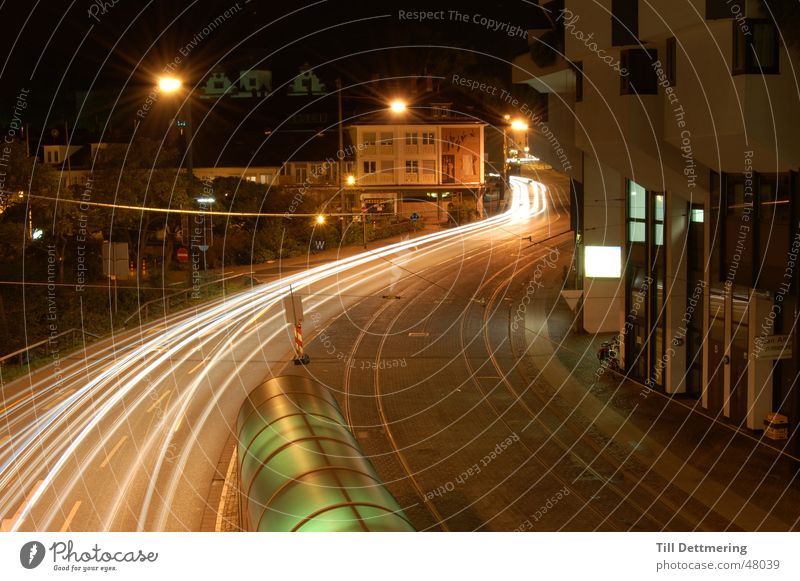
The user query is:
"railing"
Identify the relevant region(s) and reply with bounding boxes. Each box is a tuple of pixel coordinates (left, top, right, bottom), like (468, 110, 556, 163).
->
(122, 272, 250, 327)
(0, 328, 101, 369)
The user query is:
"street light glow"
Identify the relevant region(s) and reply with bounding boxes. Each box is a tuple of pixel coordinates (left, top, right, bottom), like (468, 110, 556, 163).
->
(158, 76, 182, 93)
(316, 215, 326, 225)
(346, 175, 356, 186)
(389, 100, 407, 113)
(510, 119, 529, 131)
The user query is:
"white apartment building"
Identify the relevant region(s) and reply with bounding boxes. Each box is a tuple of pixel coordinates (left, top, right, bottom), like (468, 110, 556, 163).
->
(350, 109, 486, 221)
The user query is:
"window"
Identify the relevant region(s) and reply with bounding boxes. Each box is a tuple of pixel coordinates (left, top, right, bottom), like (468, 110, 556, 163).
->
(573, 61, 583, 102)
(665, 37, 676, 86)
(249, 78, 256, 86)
(45, 151, 51, 163)
(363, 161, 376, 174)
(294, 167, 307, 183)
(214, 81, 224, 89)
(706, 0, 743, 19)
(620, 49, 659, 95)
(363, 132, 376, 146)
(379, 132, 393, 146)
(690, 207, 704, 223)
(628, 180, 647, 242)
(612, 0, 638, 46)
(732, 20, 779, 75)
(380, 160, 394, 176)
(405, 160, 419, 174)
(422, 160, 436, 176)
(405, 132, 418, 145)
(654, 194, 664, 246)
(422, 132, 435, 145)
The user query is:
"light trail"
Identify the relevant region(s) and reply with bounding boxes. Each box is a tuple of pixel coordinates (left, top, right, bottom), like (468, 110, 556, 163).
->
(0, 177, 548, 531)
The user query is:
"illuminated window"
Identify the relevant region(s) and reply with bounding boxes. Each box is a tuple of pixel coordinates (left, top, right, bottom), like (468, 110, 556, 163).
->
(628, 180, 647, 242)
(691, 207, 704, 223)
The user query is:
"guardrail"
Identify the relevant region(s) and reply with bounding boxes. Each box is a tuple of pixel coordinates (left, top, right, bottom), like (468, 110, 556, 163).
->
(0, 328, 101, 369)
(122, 272, 251, 327)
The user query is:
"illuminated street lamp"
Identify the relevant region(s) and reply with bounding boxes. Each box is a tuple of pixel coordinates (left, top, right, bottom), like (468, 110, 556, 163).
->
(510, 119, 529, 132)
(158, 76, 182, 93)
(503, 117, 530, 200)
(389, 100, 407, 113)
(346, 175, 356, 186)
(316, 214, 326, 225)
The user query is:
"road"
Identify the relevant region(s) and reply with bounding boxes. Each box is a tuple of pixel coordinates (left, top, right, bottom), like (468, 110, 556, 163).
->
(0, 174, 559, 531)
(4, 170, 797, 532)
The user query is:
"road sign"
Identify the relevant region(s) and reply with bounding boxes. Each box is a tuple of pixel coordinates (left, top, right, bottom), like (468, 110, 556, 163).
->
(102, 242, 129, 280)
(361, 205, 367, 214)
(177, 247, 189, 263)
(283, 289, 304, 325)
(560, 290, 583, 312)
(198, 245, 209, 252)
(755, 335, 793, 360)
(410, 212, 419, 222)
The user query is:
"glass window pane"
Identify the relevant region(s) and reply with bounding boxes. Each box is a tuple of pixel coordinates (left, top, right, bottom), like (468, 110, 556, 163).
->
(629, 221, 646, 242)
(654, 194, 664, 222)
(629, 180, 646, 219)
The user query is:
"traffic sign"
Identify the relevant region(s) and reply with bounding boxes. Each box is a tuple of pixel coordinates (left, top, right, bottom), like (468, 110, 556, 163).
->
(361, 205, 367, 213)
(410, 212, 419, 222)
(177, 247, 189, 263)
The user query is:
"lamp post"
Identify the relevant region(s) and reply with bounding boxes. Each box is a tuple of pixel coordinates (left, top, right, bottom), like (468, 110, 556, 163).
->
(503, 117, 529, 202)
(158, 75, 208, 274)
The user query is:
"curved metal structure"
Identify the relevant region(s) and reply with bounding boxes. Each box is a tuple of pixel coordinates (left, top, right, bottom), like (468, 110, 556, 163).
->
(237, 375, 414, 532)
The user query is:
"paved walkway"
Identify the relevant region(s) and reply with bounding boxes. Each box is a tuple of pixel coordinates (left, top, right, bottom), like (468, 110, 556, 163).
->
(525, 282, 800, 530)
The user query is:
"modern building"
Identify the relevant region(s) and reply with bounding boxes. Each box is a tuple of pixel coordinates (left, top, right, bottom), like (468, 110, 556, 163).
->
(514, 0, 800, 451)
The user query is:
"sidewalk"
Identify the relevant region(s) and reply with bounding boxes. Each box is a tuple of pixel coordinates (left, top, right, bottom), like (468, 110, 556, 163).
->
(522, 281, 799, 531)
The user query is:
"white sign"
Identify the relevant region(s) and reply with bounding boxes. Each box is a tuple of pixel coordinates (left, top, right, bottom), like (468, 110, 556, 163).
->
(282, 291, 303, 325)
(102, 242, 129, 280)
(584, 246, 621, 278)
(755, 335, 792, 360)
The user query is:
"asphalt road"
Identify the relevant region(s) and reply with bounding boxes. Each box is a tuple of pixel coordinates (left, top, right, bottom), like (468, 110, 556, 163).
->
(0, 174, 560, 531)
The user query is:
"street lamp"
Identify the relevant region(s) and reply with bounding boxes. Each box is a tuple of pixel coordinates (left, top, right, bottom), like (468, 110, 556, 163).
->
(158, 76, 182, 93)
(157, 74, 208, 272)
(389, 100, 407, 113)
(502, 117, 530, 205)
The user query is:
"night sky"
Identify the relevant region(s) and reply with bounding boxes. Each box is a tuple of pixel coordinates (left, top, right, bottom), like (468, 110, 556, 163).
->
(0, 0, 549, 130)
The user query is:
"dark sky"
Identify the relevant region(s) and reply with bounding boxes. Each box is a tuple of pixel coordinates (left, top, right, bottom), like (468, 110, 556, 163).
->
(0, 0, 551, 129)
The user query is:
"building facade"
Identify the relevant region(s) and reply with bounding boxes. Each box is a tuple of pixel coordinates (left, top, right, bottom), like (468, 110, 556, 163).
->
(350, 107, 486, 222)
(514, 0, 800, 450)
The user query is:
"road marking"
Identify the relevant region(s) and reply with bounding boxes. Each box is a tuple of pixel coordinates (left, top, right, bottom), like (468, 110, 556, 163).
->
(214, 450, 238, 532)
(408, 332, 429, 337)
(188, 360, 206, 375)
(59, 501, 82, 532)
(41, 388, 77, 411)
(100, 436, 128, 468)
(146, 390, 171, 413)
(1, 479, 43, 532)
(173, 414, 185, 433)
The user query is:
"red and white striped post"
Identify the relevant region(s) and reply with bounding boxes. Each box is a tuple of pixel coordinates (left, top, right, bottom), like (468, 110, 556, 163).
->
(293, 322, 310, 365)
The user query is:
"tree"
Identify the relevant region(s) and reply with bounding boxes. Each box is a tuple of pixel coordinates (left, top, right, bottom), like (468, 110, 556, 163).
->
(92, 138, 190, 280)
